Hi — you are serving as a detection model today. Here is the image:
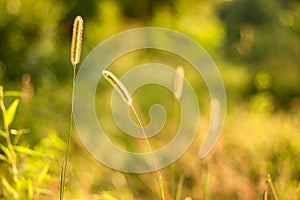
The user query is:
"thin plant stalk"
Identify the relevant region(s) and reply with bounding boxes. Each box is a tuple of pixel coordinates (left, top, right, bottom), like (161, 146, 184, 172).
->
(175, 174, 184, 200)
(60, 15, 83, 200)
(59, 66, 76, 200)
(267, 174, 279, 200)
(130, 105, 165, 200)
(102, 70, 166, 200)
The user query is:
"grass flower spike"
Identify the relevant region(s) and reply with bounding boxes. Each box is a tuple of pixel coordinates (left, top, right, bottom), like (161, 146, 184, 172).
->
(70, 16, 84, 67)
(102, 70, 133, 105)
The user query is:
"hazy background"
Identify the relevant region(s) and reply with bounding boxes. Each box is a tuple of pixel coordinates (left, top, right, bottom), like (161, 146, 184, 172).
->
(0, 0, 300, 199)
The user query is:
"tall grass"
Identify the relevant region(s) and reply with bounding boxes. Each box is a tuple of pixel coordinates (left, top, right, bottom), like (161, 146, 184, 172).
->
(59, 15, 84, 200)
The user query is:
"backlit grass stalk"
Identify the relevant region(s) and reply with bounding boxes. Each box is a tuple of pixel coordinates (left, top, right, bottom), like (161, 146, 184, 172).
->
(267, 174, 279, 200)
(102, 70, 165, 200)
(60, 15, 83, 200)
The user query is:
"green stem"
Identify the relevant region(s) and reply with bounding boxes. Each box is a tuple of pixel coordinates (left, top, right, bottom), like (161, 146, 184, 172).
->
(60, 65, 76, 200)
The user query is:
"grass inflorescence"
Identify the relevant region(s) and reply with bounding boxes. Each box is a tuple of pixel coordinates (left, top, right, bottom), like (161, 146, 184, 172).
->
(60, 15, 84, 200)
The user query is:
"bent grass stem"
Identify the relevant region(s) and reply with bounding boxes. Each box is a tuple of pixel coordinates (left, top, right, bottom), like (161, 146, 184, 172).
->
(130, 104, 165, 200)
(102, 70, 166, 200)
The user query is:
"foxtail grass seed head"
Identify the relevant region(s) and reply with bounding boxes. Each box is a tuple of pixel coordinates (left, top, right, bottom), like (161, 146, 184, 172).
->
(102, 70, 133, 105)
(173, 66, 185, 99)
(70, 16, 84, 67)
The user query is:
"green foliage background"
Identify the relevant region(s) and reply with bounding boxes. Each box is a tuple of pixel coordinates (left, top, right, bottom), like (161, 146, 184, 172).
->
(0, 0, 300, 199)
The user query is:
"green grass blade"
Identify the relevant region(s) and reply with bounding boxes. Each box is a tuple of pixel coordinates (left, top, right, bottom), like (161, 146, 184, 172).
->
(1, 175, 19, 199)
(37, 164, 49, 186)
(4, 99, 19, 128)
(0, 154, 8, 162)
(0, 143, 13, 164)
(27, 179, 33, 199)
(3, 91, 22, 97)
(14, 145, 46, 157)
(0, 130, 8, 138)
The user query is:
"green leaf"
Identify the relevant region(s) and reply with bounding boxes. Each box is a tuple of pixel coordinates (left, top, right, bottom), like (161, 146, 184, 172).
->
(0, 130, 8, 138)
(27, 180, 33, 199)
(0, 144, 13, 164)
(4, 99, 19, 128)
(37, 164, 49, 186)
(14, 145, 46, 157)
(0, 154, 7, 162)
(3, 91, 22, 97)
(1, 175, 19, 199)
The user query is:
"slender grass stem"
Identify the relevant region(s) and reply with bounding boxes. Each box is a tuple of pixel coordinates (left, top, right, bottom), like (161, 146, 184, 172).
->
(102, 70, 165, 200)
(60, 15, 83, 199)
(60, 65, 76, 200)
(267, 174, 279, 200)
(129, 104, 165, 200)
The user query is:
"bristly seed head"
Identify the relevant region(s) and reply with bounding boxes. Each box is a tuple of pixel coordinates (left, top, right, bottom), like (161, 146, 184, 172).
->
(102, 70, 133, 105)
(71, 16, 84, 67)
